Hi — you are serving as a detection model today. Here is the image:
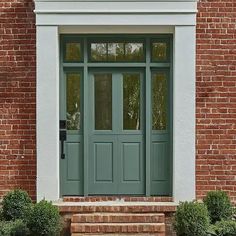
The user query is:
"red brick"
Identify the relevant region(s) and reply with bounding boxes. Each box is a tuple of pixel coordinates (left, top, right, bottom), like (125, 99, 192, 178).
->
(0, 0, 36, 200)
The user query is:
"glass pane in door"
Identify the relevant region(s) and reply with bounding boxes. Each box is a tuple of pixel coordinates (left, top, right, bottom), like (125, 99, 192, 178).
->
(66, 73, 81, 130)
(152, 72, 168, 130)
(123, 73, 140, 130)
(94, 74, 112, 130)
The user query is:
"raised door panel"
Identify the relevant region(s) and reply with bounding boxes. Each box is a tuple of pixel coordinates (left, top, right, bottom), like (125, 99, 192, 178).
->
(118, 135, 145, 194)
(94, 142, 113, 182)
(60, 140, 83, 195)
(151, 141, 170, 195)
(67, 142, 82, 181)
(88, 136, 117, 194)
(122, 143, 141, 181)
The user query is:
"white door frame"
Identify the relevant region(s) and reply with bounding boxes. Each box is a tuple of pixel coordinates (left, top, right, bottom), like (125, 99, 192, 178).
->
(35, 0, 197, 202)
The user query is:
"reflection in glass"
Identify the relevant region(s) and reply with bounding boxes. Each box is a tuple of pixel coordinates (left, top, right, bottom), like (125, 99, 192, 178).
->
(152, 42, 167, 61)
(125, 43, 144, 61)
(108, 43, 124, 61)
(67, 73, 81, 130)
(95, 74, 112, 130)
(90, 42, 144, 62)
(91, 43, 107, 61)
(123, 74, 140, 130)
(65, 43, 81, 61)
(152, 72, 167, 130)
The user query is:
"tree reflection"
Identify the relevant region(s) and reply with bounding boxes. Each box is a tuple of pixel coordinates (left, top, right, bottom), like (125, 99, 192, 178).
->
(152, 72, 167, 130)
(66, 73, 81, 130)
(65, 43, 81, 61)
(152, 43, 167, 61)
(123, 74, 140, 130)
(90, 42, 144, 62)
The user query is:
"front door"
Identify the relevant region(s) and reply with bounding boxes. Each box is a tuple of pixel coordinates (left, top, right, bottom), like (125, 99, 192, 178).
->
(60, 35, 173, 197)
(88, 70, 145, 194)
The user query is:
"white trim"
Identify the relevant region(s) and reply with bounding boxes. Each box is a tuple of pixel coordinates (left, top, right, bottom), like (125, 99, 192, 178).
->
(36, 1, 196, 202)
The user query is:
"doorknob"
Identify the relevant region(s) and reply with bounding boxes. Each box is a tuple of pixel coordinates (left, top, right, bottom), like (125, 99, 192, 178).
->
(60, 120, 67, 159)
(60, 130, 67, 159)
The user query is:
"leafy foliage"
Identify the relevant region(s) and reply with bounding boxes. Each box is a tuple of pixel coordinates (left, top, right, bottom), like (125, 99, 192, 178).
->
(0, 220, 29, 236)
(210, 220, 236, 236)
(203, 191, 233, 223)
(28, 200, 61, 236)
(174, 201, 210, 236)
(2, 189, 32, 221)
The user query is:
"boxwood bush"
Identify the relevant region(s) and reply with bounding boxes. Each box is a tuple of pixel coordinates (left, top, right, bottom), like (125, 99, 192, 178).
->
(203, 191, 233, 223)
(28, 200, 61, 236)
(174, 201, 210, 236)
(211, 220, 236, 236)
(2, 189, 32, 221)
(0, 219, 29, 236)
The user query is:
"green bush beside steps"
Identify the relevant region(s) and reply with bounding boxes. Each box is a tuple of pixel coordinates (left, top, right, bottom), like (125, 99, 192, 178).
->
(0, 189, 61, 236)
(174, 190, 236, 236)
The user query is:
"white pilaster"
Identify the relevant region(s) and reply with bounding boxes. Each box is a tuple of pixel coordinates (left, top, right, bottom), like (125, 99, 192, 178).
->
(36, 26, 60, 201)
(173, 26, 196, 201)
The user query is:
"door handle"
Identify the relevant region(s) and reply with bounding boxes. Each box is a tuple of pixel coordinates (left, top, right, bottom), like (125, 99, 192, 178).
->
(60, 130, 67, 159)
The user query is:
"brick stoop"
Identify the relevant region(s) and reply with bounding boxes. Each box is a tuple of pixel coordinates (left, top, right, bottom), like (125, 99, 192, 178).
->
(55, 200, 177, 236)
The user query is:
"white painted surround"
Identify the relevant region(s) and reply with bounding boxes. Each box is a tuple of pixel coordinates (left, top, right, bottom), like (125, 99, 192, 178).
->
(35, 0, 197, 202)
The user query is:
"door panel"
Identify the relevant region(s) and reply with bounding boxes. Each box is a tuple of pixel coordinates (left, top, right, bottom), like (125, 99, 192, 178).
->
(152, 142, 168, 181)
(118, 135, 145, 194)
(67, 142, 81, 181)
(89, 135, 117, 194)
(94, 142, 113, 182)
(122, 143, 141, 181)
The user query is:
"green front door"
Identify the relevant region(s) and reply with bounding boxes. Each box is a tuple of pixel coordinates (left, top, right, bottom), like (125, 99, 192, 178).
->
(88, 71, 145, 194)
(60, 35, 173, 196)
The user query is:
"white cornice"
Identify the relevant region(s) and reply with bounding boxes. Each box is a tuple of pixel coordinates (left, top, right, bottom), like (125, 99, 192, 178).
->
(35, 1, 197, 26)
(35, 2, 197, 14)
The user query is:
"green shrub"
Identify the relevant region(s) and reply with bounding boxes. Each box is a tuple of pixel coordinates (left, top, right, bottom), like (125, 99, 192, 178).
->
(0, 207, 3, 221)
(213, 220, 236, 236)
(174, 201, 210, 236)
(2, 189, 32, 221)
(28, 200, 61, 236)
(203, 191, 233, 223)
(0, 220, 29, 236)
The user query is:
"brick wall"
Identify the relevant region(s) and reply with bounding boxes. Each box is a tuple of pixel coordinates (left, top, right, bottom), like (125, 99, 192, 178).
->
(0, 0, 36, 200)
(196, 0, 236, 203)
(0, 0, 235, 203)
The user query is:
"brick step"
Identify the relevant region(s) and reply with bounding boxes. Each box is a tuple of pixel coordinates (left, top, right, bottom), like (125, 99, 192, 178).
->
(64, 196, 173, 202)
(57, 202, 177, 214)
(72, 213, 165, 223)
(72, 234, 165, 236)
(71, 223, 165, 234)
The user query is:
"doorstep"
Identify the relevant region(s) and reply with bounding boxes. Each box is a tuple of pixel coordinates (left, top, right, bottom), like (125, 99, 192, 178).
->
(54, 200, 178, 236)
